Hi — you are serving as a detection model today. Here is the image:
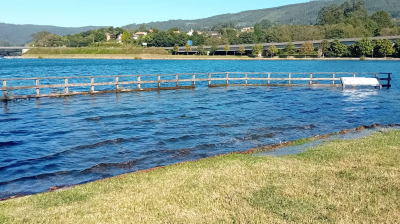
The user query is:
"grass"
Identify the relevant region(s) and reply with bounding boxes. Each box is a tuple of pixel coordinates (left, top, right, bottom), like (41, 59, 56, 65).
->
(1, 131, 400, 223)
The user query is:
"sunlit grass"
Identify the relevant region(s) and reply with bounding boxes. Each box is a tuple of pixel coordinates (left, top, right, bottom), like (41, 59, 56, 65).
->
(1, 131, 399, 223)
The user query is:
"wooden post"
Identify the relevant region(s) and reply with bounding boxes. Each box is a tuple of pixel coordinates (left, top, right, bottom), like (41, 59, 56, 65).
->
(245, 73, 248, 85)
(138, 76, 141, 89)
(226, 73, 229, 85)
(158, 75, 161, 88)
(332, 73, 335, 85)
(288, 73, 291, 85)
(192, 74, 196, 87)
(115, 76, 119, 91)
(35, 79, 40, 95)
(268, 73, 270, 85)
(2, 80, 7, 98)
(208, 73, 211, 87)
(175, 74, 179, 87)
(91, 77, 94, 92)
(309, 73, 313, 85)
(65, 78, 69, 93)
(387, 73, 391, 89)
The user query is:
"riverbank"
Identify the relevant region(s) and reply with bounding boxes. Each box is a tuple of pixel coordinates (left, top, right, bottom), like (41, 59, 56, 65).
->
(1, 127, 399, 223)
(22, 54, 400, 60)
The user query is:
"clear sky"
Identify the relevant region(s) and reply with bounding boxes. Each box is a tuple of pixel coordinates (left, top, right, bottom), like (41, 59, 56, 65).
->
(1, 0, 309, 27)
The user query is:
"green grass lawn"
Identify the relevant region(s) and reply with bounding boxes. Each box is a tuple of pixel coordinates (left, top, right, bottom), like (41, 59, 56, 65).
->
(1, 131, 400, 223)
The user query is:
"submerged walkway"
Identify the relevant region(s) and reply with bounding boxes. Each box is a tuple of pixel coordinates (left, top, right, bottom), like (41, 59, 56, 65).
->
(1, 72, 392, 100)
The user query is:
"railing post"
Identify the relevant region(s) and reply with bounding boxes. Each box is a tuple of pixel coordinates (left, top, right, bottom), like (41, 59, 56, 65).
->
(309, 73, 313, 85)
(332, 73, 335, 85)
(91, 77, 94, 92)
(176, 74, 179, 87)
(288, 73, 291, 85)
(208, 73, 211, 87)
(193, 74, 196, 87)
(65, 78, 69, 94)
(35, 79, 40, 95)
(138, 76, 141, 90)
(245, 73, 248, 85)
(158, 75, 161, 89)
(226, 73, 229, 85)
(2, 80, 7, 98)
(268, 73, 270, 85)
(387, 73, 391, 89)
(116, 76, 119, 91)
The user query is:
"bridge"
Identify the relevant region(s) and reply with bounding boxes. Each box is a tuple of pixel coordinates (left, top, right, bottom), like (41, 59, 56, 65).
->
(0, 47, 31, 56)
(165, 35, 400, 55)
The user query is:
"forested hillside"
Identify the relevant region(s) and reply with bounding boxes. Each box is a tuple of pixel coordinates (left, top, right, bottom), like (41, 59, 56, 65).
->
(123, 0, 400, 30)
(0, 23, 103, 46)
(1, 0, 399, 45)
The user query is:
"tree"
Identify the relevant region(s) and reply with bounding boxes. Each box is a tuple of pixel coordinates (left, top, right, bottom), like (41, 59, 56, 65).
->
(185, 43, 191, 55)
(31, 31, 52, 42)
(300, 42, 315, 57)
(371, 11, 394, 33)
(374, 39, 395, 58)
(354, 38, 373, 56)
(395, 39, 400, 57)
(139, 24, 147, 32)
(252, 44, 263, 57)
(319, 40, 330, 57)
(173, 44, 179, 55)
(255, 19, 273, 29)
(284, 42, 296, 54)
(210, 44, 218, 56)
(238, 46, 246, 55)
(267, 45, 278, 58)
(224, 45, 230, 56)
(253, 24, 264, 43)
(238, 32, 254, 44)
(121, 30, 130, 44)
(197, 45, 205, 55)
(331, 40, 348, 57)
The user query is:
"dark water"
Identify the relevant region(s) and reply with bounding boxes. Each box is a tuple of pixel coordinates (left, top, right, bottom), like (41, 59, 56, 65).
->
(0, 59, 399, 198)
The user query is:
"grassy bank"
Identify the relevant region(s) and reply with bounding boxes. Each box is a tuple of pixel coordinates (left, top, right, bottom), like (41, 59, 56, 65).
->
(24, 47, 169, 55)
(1, 131, 400, 223)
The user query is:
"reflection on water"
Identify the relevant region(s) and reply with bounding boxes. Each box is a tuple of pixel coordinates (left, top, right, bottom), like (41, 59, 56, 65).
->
(0, 59, 399, 198)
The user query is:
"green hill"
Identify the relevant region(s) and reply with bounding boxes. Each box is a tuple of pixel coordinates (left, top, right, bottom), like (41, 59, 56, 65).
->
(123, 0, 400, 30)
(0, 23, 103, 46)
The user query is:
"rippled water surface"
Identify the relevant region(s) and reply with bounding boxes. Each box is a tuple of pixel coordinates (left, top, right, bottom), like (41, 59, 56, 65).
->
(0, 59, 399, 198)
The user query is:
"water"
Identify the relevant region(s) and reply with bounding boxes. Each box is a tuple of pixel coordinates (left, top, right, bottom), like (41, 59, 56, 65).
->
(0, 59, 399, 198)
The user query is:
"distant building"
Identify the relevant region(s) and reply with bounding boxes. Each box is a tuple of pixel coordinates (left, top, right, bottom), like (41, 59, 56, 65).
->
(106, 33, 111, 41)
(149, 29, 154, 33)
(173, 31, 180, 34)
(133, 32, 147, 40)
(210, 33, 222, 38)
(241, 27, 254, 32)
(196, 31, 202, 35)
(187, 29, 194, 36)
(117, 34, 122, 43)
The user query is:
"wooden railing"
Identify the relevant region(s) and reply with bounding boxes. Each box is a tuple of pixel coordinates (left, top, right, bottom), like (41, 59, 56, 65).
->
(0, 72, 392, 100)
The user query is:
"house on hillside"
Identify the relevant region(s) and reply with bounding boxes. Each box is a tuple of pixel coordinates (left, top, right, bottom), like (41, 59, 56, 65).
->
(117, 34, 122, 43)
(133, 32, 147, 40)
(173, 31, 180, 34)
(241, 27, 254, 32)
(106, 33, 111, 41)
(210, 33, 222, 38)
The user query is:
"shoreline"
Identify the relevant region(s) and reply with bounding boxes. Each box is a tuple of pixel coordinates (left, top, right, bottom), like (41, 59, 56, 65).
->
(0, 123, 396, 202)
(1, 124, 399, 223)
(22, 54, 400, 61)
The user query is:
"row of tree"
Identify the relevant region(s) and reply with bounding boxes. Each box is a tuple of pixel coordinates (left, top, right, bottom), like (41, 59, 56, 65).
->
(179, 38, 400, 58)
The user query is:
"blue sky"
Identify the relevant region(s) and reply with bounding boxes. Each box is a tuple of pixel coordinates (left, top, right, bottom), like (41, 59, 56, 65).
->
(1, 0, 309, 27)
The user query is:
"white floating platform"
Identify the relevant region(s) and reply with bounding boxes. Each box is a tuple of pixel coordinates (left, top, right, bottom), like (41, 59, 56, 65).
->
(340, 77, 382, 89)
